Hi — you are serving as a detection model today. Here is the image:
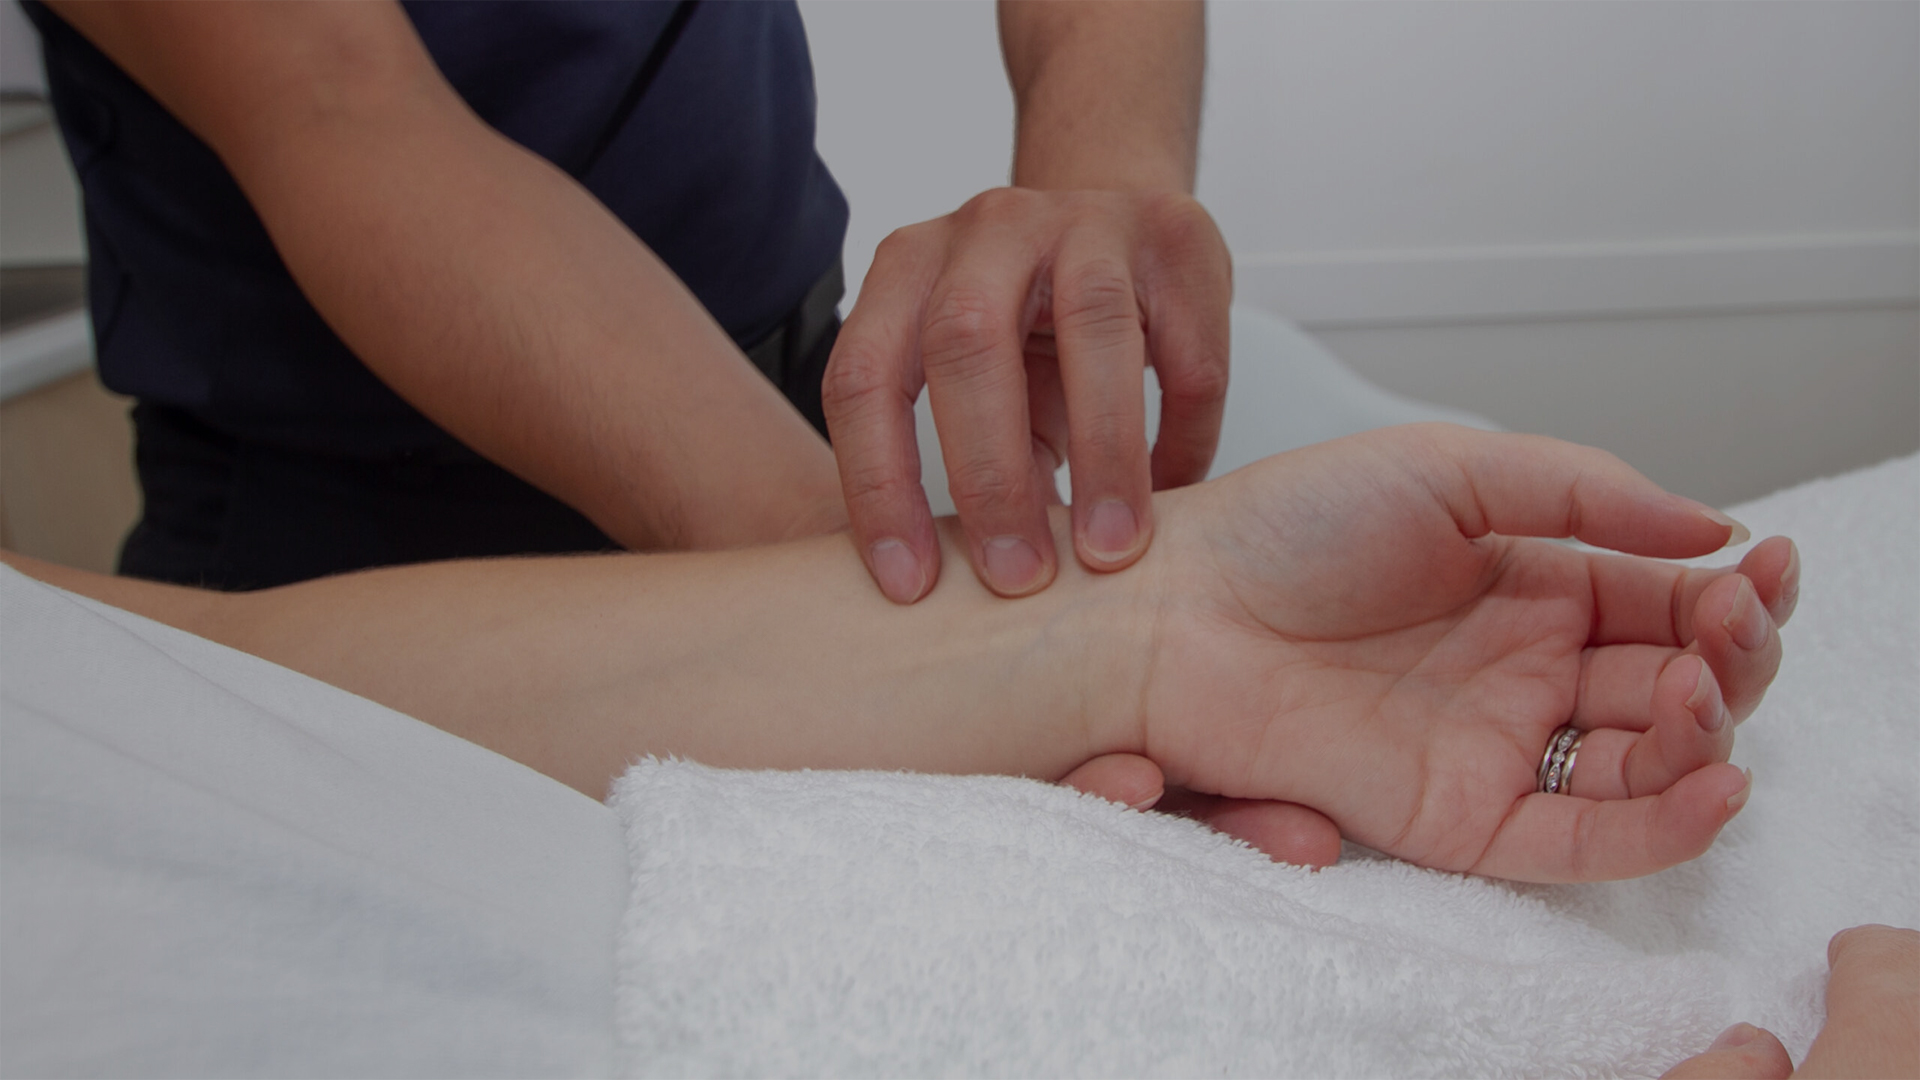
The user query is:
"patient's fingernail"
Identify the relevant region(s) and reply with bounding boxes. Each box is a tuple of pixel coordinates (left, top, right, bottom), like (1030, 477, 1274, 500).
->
(1726, 768, 1753, 814)
(1723, 579, 1768, 651)
(1780, 542, 1800, 611)
(869, 539, 925, 604)
(983, 535, 1044, 595)
(1686, 661, 1726, 734)
(1700, 507, 1751, 548)
(1084, 499, 1140, 562)
(1710, 1023, 1760, 1051)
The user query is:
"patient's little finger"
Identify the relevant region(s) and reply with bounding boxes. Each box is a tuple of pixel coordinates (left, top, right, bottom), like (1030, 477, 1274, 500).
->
(1470, 763, 1750, 882)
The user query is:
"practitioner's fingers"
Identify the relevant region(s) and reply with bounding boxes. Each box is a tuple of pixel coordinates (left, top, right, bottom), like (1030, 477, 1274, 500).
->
(920, 217, 1060, 598)
(1584, 536, 1797, 648)
(1060, 752, 1165, 810)
(1135, 194, 1231, 492)
(1051, 228, 1155, 571)
(1061, 757, 1344, 868)
(1660, 1024, 1795, 1080)
(1567, 653, 1734, 800)
(1469, 763, 1751, 882)
(824, 225, 946, 604)
(1155, 789, 1345, 869)
(1023, 341, 1069, 506)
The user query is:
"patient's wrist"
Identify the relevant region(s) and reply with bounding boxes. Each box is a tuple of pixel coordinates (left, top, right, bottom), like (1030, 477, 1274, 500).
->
(1004, 507, 1160, 772)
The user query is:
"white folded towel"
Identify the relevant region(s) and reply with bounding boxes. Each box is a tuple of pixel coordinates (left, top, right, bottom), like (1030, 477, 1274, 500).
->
(610, 453, 1918, 1079)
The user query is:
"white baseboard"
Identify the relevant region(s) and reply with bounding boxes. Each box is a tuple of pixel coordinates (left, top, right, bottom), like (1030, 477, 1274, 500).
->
(1235, 232, 1920, 328)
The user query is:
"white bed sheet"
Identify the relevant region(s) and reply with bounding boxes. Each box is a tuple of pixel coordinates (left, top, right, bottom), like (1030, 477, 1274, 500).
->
(0, 571, 628, 1078)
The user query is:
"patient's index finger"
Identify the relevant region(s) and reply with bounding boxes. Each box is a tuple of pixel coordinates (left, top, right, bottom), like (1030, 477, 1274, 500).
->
(1431, 430, 1749, 558)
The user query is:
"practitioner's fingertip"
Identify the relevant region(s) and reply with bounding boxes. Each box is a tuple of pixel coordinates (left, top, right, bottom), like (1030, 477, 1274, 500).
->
(869, 539, 929, 604)
(1060, 752, 1165, 810)
(1203, 800, 1345, 869)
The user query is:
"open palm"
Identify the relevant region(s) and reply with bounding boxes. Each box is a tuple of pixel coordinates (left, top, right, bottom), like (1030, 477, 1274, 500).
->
(1136, 425, 1795, 882)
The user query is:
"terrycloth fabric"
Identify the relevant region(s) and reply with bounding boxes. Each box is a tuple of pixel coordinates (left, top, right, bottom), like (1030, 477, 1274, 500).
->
(610, 453, 1919, 1079)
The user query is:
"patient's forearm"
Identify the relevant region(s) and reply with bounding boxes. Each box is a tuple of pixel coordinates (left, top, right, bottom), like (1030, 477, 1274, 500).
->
(7, 521, 1150, 800)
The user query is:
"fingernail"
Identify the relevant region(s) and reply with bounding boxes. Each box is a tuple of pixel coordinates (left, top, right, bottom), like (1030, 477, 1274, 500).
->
(1686, 660, 1726, 734)
(983, 535, 1044, 594)
(1723, 578, 1769, 651)
(869, 539, 925, 604)
(1781, 542, 1800, 610)
(1709, 1023, 1760, 1051)
(1701, 507, 1752, 548)
(1084, 499, 1140, 561)
(1726, 768, 1753, 814)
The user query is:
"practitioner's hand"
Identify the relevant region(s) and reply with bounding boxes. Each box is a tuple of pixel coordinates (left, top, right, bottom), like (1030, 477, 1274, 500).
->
(1661, 925, 1919, 1079)
(1058, 753, 1345, 868)
(1127, 424, 1797, 882)
(822, 188, 1231, 604)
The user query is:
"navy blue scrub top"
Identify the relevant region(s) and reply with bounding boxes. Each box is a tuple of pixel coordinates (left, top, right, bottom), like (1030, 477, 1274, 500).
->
(23, 1, 849, 456)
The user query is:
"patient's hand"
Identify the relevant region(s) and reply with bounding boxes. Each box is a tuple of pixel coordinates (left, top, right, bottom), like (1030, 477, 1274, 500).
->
(1125, 424, 1796, 882)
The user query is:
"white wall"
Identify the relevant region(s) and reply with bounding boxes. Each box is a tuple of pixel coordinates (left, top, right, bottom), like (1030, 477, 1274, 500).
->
(0, 0, 42, 95)
(804, 1, 1012, 314)
(802, 0, 1919, 506)
(5, 2, 1913, 504)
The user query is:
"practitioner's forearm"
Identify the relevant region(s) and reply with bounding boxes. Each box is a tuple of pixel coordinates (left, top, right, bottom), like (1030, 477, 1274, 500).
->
(220, 78, 846, 550)
(204, 514, 1152, 798)
(45, 0, 846, 551)
(1000, 0, 1204, 193)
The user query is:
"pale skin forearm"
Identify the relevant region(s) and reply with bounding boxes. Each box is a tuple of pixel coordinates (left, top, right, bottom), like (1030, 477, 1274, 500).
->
(1000, 0, 1205, 192)
(9, 425, 1793, 883)
(4, 513, 1146, 802)
(46, 1, 845, 551)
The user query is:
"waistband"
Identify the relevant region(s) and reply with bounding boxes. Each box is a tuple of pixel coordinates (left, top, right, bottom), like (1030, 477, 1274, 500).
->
(744, 257, 843, 391)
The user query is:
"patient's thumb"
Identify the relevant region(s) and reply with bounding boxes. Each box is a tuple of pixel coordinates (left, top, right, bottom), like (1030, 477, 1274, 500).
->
(1661, 1023, 1794, 1079)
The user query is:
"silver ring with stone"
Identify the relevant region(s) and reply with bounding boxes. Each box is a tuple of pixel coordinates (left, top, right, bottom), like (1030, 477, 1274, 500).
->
(1537, 724, 1585, 795)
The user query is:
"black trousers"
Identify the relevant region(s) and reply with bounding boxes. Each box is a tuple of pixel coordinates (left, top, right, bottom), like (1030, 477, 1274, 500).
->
(120, 307, 840, 592)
